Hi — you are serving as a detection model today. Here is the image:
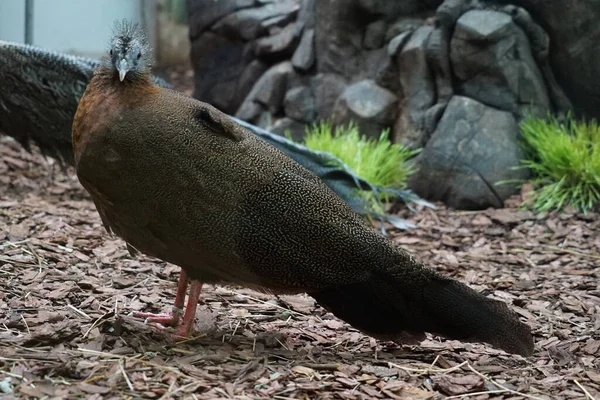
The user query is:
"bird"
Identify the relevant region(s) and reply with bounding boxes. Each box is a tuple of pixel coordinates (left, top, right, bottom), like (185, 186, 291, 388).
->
(0, 39, 419, 227)
(71, 20, 534, 357)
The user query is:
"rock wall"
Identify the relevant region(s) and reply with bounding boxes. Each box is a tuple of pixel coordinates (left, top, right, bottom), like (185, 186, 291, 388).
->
(186, 0, 585, 210)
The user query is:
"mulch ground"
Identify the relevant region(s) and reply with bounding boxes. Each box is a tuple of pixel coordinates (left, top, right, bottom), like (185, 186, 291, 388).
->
(1, 67, 599, 399)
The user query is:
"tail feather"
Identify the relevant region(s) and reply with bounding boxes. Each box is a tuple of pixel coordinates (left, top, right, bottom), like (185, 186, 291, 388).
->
(310, 270, 534, 356)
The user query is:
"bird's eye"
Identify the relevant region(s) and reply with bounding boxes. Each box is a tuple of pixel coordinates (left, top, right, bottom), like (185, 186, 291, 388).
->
(137, 52, 141, 59)
(109, 49, 113, 56)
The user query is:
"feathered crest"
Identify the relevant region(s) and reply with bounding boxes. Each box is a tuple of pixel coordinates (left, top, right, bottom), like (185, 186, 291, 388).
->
(110, 19, 150, 51)
(100, 18, 154, 75)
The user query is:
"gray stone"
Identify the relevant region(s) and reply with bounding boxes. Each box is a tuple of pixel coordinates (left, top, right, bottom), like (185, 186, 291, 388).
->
(363, 20, 387, 49)
(235, 61, 294, 121)
(270, 117, 307, 142)
(311, 73, 347, 120)
(260, 9, 298, 31)
(314, 1, 362, 79)
(393, 26, 435, 147)
(298, 0, 316, 29)
(491, 0, 600, 119)
(236, 60, 269, 106)
(211, 1, 300, 41)
(409, 96, 530, 210)
(284, 86, 316, 123)
(255, 22, 303, 60)
(332, 80, 398, 140)
(186, 0, 254, 40)
(190, 31, 255, 114)
(425, 21, 453, 107)
(455, 9, 513, 41)
(361, 48, 389, 82)
(356, 0, 430, 19)
(236, 101, 264, 122)
(291, 28, 315, 71)
(374, 56, 399, 93)
(387, 31, 412, 57)
(385, 17, 425, 42)
(451, 10, 550, 117)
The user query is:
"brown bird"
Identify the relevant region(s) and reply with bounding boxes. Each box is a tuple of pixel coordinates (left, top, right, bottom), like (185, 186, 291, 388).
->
(72, 21, 534, 356)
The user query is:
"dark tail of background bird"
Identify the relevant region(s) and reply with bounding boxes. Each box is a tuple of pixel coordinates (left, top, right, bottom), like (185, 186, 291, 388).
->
(310, 267, 534, 356)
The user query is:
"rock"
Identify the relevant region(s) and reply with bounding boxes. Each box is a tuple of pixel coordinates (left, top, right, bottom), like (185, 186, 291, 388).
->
(363, 20, 387, 49)
(186, 0, 254, 40)
(235, 100, 263, 123)
(235, 61, 293, 121)
(298, 0, 316, 29)
(311, 73, 347, 120)
(211, 0, 300, 41)
(491, 0, 600, 119)
(271, 117, 307, 142)
(236, 60, 270, 104)
(190, 32, 255, 114)
(284, 86, 316, 123)
(291, 28, 316, 71)
(374, 56, 399, 93)
(332, 80, 397, 140)
(385, 17, 425, 42)
(387, 31, 412, 57)
(409, 96, 530, 210)
(356, 0, 429, 19)
(394, 26, 435, 147)
(255, 22, 303, 61)
(426, 24, 453, 107)
(451, 10, 550, 118)
(361, 48, 389, 82)
(314, 1, 362, 79)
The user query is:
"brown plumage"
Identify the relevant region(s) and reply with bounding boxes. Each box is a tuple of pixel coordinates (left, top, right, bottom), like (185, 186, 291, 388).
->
(72, 21, 534, 356)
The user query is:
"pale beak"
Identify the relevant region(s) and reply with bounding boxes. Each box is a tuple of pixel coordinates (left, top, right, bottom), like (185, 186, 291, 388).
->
(117, 58, 129, 81)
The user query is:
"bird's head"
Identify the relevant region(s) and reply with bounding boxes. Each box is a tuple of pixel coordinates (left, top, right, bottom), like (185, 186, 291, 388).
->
(103, 20, 152, 82)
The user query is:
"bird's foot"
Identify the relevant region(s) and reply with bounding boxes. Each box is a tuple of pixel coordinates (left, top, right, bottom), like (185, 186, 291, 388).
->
(173, 318, 195, 339)
(133, 306, 183, 328)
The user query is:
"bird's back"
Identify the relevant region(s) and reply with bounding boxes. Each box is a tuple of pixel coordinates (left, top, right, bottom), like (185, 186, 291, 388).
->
(74, 84, 401, 291)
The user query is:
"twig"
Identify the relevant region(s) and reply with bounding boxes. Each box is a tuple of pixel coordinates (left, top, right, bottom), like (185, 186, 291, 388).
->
(466, 363, 545, 400)
(446, 389, 511, 399)
(574, 379, 596, 400)
(387, 360, 468, 376)
(159, 381, 203, 399)
(20, 314, 30, 335)
(67, 304, 91, 319)
(231, 291, 306, 317)
(119, 359, 134, 392)
(82, 311, 113, 339)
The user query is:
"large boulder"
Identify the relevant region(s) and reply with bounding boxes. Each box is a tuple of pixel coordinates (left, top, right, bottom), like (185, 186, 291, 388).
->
(393, 26, 436, 148)
(235, 62, 294, 122)
(332, 80, 397, 139)
(451, 10, 550, 118)
(189, 32, 255, 113)
(284, 86, 316, 123)
(409, 96, 530, 210)
(186, 0, 254, 40)
(310, 73, 347, 120)
(491, 0, 600, 119)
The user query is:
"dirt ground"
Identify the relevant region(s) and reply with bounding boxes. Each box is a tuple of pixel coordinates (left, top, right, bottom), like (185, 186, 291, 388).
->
(0, 136, 598, 400)
(0, 67, 599, 399)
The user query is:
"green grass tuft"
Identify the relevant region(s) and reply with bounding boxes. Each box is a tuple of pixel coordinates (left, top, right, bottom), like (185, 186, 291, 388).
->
(518, 112, 600, 213)
(291, 120, 420, 211)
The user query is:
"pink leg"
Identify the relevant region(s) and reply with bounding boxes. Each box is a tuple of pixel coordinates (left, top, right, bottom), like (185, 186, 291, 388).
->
(174, 280, 203, 338)
(134, 270, 190, 327)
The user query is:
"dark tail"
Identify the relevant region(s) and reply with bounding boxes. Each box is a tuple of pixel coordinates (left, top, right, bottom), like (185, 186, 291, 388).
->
(310, 269, 534, 357)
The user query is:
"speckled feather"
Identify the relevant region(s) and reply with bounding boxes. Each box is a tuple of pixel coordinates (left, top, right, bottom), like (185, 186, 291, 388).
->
(72, 26, 534, 357)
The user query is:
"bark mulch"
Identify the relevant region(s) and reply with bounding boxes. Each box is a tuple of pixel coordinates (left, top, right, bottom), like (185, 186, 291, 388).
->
(0, 136, 599, 399)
